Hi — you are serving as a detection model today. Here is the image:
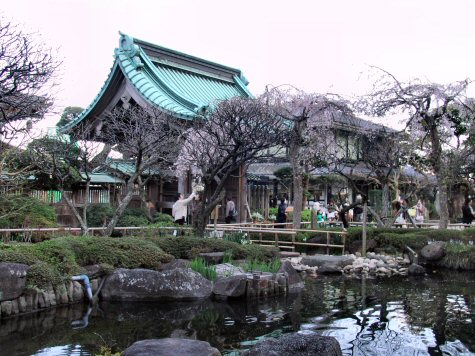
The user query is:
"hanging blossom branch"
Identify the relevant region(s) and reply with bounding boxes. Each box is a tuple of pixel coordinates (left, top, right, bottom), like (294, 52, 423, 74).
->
(260, 85, 355, 228)
(175, 96, 287, 235)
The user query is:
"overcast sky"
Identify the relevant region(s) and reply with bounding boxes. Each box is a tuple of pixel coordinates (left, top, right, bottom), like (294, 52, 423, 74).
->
(3, 0, 475, 129)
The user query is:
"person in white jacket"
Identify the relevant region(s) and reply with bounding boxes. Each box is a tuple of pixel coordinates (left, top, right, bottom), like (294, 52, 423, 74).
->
(172, 192, 196, 225)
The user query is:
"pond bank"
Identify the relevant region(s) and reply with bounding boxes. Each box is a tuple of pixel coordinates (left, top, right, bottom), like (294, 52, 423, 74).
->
(1, 270, 474, 355)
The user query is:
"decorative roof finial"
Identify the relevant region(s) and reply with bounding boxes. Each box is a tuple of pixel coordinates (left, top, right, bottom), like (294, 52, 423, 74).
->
(118, 32, 144, 70)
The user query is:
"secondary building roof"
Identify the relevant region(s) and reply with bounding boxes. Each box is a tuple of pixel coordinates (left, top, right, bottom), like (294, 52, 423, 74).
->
(61, 33, 253, 132)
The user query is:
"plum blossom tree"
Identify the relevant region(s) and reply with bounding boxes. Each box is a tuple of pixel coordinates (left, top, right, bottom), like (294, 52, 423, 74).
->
(27, 123, 104, 235)
(358, 68, 475, 228)
(262, 86, 353, 228)
(0, 18, 57, 135)
(99, 106, 182, 236)
(0, 18, 58, 227)
(175, 97, 287, 236)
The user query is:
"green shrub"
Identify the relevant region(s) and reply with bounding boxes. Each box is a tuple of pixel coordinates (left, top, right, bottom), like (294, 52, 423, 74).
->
(269, 207, 278, 216)
(65, 236, 173, 269)
(190, 257, 217, 281)
(87, 205, 152, 228)
(117, 214, 149, 227)
(153, 212, 174, 224)
(0, 246, 40, 265)
(26, 261, 63, 289)
(86, 204, 114, 227)
(25, 238, 81, 275)
(301, 209, 312, 222)
(373, 232, 429, 250)
(0, 195, 56, 229)
(1, 236, 173, 288)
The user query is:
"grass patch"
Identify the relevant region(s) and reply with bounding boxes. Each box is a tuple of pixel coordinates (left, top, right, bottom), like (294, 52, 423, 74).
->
(241, 259, 281, 273)
(190, 257, 217, 281)
(438, 243, 475, 270)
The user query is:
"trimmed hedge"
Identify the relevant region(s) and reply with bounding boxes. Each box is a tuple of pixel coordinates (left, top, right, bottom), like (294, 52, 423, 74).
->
(0, 236, 173, 289)
(147, 236, 277, 261)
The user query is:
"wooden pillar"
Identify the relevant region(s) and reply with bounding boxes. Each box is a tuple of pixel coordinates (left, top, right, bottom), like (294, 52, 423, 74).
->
(159, 178, 164, 213)
(239, 165, 247, 223)
(264, 187, 270, 220)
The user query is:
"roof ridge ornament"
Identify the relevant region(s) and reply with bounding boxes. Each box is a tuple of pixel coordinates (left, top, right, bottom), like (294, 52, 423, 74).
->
(118, 32, 144, 70)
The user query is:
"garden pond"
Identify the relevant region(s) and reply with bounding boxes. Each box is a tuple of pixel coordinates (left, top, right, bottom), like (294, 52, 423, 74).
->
(0, 269, 474, 355)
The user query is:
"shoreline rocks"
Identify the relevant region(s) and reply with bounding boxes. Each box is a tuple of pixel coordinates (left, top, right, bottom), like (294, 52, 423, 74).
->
(290, 252, 426, 277)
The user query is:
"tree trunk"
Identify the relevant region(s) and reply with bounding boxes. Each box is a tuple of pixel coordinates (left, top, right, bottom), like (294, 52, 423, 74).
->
(437, 174, 450, 229)
(103, 180, 137, 236)
(302, 172, 309, 210)
(428, 123, 449, 229)
(292, 172, 303, 229)
(381, 182, 390, 221)
(62, 191, 88, 235)
(193, 186, 226, 237)
(81, 179, 91, 233)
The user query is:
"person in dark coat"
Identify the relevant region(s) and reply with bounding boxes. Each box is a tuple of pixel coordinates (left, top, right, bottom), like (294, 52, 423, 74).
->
(462, 198, 475, 225)
(275, 198, 287, 228)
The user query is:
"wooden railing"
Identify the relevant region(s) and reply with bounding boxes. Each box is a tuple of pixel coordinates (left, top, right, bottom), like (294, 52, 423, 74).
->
(205, 223, 346, 255)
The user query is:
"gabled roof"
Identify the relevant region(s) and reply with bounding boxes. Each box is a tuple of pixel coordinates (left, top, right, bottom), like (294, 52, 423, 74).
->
(94, 158, 161, 176)
(62, 33, 253, 132)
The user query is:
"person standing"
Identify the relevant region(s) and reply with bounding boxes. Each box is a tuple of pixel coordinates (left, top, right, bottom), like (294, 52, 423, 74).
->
(275, 198, 287, 228)
(172, 192, 196, 225)
(415, 200, 425, 224)
(462, 198, 475, 225)
(225, 197, 237, 224)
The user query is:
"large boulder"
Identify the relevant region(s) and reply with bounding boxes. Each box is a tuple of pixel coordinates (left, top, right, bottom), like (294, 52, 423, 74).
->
(215, 263, 245, 278)
(242, 333, 342, 356)
(301, 255, 354, 271)
(420, 242, 447, 262)
(122, 338, 221, 356)
(0, 263, 29, 302)
(277, 260, 304, 291)
(213, 275, 248, 298)
(100, 268, 212, 302)
(408, 263, 426, 276)
(159, 259, 190, 271)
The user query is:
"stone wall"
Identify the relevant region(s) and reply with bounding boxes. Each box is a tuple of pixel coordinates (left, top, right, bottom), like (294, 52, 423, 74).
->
(0, 262, 102, 319)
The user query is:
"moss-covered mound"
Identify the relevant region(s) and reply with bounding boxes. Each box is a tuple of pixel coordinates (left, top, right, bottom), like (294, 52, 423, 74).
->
(0, 236, 173, 289)
(147, 236, 277, 261)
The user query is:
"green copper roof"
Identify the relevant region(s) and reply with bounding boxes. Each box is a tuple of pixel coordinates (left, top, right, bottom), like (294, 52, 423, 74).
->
(61, 33, 253, 132)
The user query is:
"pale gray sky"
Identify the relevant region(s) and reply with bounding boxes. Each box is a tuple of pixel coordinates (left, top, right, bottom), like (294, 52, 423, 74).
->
(3, 0, 475, 129)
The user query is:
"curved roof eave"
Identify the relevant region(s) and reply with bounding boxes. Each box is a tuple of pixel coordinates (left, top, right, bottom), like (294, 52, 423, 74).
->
(60, 61, 122, 133)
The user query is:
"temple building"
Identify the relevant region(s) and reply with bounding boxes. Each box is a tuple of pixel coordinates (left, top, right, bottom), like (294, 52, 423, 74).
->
(62, 33, 253, 220)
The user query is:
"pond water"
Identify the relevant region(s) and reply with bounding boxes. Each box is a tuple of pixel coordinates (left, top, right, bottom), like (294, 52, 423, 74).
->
(1, 270, 474, 356)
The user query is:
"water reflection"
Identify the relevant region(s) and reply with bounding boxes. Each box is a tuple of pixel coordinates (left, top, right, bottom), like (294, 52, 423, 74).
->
(0, 270, 473, 355)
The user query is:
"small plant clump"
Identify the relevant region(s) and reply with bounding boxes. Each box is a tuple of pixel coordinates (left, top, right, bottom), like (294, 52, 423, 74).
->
(241, 259, 281, 273)
(190, 257, 217, 281)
